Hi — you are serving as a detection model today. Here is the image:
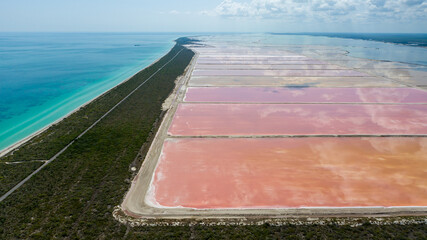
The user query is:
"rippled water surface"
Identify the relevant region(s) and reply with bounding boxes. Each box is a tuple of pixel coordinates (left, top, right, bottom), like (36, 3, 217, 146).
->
(0, 33, 179, 151)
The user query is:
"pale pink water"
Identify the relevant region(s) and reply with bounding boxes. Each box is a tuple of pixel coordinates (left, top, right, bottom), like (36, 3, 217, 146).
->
(197, 57, 309, 61)
(196, 60, 327, 65)
(168, 104, 427, 136)
(195, 64, 346, 70)
(185, 87, 427, 103)
(150, 138, 427, 209)
(192, 69, 369, 77)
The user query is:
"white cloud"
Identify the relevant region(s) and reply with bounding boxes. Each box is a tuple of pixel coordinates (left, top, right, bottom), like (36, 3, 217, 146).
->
(210, 0, 427, 22)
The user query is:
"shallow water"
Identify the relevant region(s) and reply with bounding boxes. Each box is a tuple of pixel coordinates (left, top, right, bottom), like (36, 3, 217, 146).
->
(151, 137, 427, 209)
(185, 87, 427, 103)
(199, 34, 427, 66)
(169, 103, 427, 136)
(0, 33, 179, 151)
(192, 69, 368, 77)
(145, 34, 427, 211)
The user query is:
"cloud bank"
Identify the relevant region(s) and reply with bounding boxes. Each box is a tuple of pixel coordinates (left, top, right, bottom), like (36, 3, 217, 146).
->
(211, 0, 427, 22)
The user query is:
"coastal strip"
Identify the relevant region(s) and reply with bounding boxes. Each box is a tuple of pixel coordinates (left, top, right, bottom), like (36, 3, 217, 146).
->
(0, 48, 184, 203)
(1, 38, 195, 238)
(0, 38, 195, 198)
(0, 48, 170, 158)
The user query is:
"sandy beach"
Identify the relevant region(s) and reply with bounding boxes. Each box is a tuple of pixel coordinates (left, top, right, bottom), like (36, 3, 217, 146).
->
(0, 52, 168, 158)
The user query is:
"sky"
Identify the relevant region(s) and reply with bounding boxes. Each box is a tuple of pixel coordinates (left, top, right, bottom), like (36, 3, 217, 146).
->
(0, 0, 426, 33)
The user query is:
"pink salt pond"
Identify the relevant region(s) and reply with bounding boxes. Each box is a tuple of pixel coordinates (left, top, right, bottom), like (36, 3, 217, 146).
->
(147, 137, 427, 209)
(168, 104, 427, 136)
(197, 56, 310, 61)
(184, 87, 427, 103)
(196, 60, 326, 65)
(195, 64, 346, 70)
(192, 69, 368, 77)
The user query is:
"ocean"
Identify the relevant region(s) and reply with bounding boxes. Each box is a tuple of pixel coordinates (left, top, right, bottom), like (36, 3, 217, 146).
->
(1, 32, 427, 152)
(0, 33, 180, 152)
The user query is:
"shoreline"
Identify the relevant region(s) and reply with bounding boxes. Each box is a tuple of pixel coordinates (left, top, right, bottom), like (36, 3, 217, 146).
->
(270, 33, 427, 49)
(0, 47, 172, 158)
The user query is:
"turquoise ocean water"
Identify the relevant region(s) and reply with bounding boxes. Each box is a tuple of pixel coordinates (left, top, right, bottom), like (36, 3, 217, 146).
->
(0, 33, 180, 152)
(1, 33, 427, 152)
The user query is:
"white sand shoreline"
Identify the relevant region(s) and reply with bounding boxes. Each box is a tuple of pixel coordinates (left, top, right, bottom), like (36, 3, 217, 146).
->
(0, 47, 173, 158)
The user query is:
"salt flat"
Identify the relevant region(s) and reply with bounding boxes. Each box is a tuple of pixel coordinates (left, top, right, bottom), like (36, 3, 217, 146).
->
(121, 36, 427, 219)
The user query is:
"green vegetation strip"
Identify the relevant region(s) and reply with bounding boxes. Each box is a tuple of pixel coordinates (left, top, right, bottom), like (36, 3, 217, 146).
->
(0, 162, 44, 196)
